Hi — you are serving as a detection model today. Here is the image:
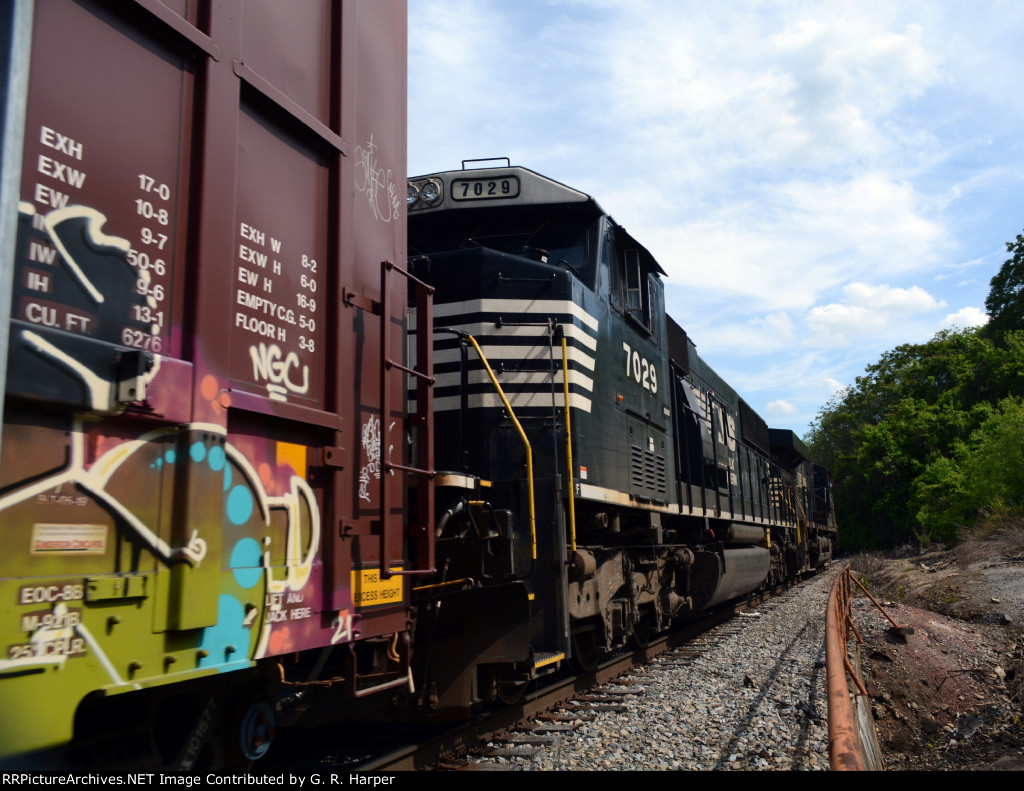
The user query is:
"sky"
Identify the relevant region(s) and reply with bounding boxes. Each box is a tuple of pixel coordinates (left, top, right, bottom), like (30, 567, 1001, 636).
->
(407, 0, 1024, 438)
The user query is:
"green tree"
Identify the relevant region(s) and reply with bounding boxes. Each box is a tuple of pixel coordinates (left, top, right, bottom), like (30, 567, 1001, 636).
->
(960, 397, 1024, 522)
(806, 328, 1024, 548)
(985, 230, 1024, 338)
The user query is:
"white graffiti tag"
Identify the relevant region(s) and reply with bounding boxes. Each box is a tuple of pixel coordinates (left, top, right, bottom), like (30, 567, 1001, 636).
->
(354, 135, 401, 223)
(249, 342, 309, 402)
(358, 416, 381, 503)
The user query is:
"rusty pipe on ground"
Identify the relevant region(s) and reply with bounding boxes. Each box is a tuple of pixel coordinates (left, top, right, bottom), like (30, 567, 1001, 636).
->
(848, 568, 913, 635)
(826, 565, 864, 770)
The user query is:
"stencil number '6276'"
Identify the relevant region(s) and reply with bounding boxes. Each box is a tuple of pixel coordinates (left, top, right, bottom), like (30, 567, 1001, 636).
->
(622, 342, 657, 394)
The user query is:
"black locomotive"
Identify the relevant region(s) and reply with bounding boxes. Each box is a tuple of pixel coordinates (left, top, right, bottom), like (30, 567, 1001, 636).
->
(405, 160, 837, 715)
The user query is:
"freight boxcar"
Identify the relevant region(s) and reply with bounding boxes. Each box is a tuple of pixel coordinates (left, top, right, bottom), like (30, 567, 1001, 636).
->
(0, 0, 428, 768)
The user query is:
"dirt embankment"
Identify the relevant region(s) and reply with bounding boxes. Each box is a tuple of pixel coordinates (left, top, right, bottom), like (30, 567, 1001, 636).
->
(848, 534, 1024, 770)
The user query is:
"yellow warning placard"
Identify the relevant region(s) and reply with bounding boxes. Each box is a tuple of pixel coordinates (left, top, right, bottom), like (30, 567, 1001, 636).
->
(351, 567, 404, 608)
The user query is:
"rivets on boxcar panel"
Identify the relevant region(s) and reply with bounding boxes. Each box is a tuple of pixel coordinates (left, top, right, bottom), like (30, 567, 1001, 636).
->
(197, 649, 210, 660)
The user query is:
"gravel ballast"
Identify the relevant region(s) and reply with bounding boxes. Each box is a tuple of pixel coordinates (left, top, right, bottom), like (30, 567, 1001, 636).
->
(475, 568, 842, 770)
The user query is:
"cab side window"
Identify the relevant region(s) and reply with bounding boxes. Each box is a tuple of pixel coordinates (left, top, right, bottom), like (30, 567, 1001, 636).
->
(606, 225, 659, 337)
(623, 249, 648, 328)
(613, 247, 652, 332)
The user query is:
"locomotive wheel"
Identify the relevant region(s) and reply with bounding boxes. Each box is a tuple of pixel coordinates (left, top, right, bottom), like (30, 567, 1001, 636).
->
(497, 679, 529, 704)
(570, 627, 600, 672)
(496, 671, 529, 704)
(629, 612, 654, 650)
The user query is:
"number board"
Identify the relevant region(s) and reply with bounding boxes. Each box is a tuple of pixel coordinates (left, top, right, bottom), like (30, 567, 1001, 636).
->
(451, 175, 520, 201)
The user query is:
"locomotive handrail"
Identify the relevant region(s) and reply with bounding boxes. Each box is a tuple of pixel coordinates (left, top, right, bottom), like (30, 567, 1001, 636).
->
(462, 156, 511, 169)
(560, 335, 578, 552)
(464, 334, 538, 560)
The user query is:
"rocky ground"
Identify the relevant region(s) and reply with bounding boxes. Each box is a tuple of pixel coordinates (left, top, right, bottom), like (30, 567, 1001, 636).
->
(475, 571, 837, 771)
(848, 530, 1024, 770)
(459, 532, 1024, 772)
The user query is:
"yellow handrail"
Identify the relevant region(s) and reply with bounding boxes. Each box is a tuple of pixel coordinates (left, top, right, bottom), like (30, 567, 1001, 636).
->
(561, 336, 577, 552)
(464, 335, 537, 560)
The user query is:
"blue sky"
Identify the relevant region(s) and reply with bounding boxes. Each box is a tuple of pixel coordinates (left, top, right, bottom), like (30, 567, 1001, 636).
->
(408, 0, 1024, 438)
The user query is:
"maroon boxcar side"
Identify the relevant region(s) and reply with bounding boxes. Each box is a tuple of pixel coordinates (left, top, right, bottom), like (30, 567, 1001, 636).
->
(0, 0, 424, 768)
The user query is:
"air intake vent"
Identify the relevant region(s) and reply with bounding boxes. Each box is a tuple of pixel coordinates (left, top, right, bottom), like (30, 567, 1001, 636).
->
(631, 445, 645, 490)
(631, 445, 668, 496)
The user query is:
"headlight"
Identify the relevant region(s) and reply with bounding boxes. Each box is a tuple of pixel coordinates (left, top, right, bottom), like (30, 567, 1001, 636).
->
(407, 183, 420, 208)
(420, 179, 442, 204)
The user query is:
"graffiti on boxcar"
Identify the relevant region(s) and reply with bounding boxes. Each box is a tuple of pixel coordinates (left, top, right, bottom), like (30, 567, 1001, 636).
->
(4, 200, 326, 662)
(354, 134, 401, 223)
(358, 415, 381, 503)
(358, 416, 396, 504)
(0, 419, 207, 566)
(329, 610, 354, 645)
(10, 204, 160, 413)
(248, 341, 310, 402)
(0, 420, 327, 676)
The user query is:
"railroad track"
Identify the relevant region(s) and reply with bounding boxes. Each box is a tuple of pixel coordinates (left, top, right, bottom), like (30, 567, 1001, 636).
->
(264, 576, 812, 772)
(448, 617, 761, 771)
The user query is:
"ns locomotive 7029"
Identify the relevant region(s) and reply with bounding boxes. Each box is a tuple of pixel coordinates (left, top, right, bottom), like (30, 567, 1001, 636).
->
(404, 160, 837, 714)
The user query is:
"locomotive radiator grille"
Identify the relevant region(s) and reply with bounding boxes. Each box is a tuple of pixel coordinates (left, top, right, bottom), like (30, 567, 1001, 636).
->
(631, 445, 645, 489)
(631, 445, 668, 496)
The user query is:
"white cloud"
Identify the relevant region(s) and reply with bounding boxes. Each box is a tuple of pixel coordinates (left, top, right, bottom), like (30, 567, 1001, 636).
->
(823, 377, 846, 395)
(626, 172, 949, 329)
(675, 311, 797, 357)
(941, 306, 989, 329)
(806, 283, 946, 345)
(593, 1, 944, 181)
(844, 282, 946, 311)
(771, 176, 946, 269)
(765, 399, 799, 417)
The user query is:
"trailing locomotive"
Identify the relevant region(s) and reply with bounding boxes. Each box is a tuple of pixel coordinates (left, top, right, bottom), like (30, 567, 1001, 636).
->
(404, 161, 837, 714)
